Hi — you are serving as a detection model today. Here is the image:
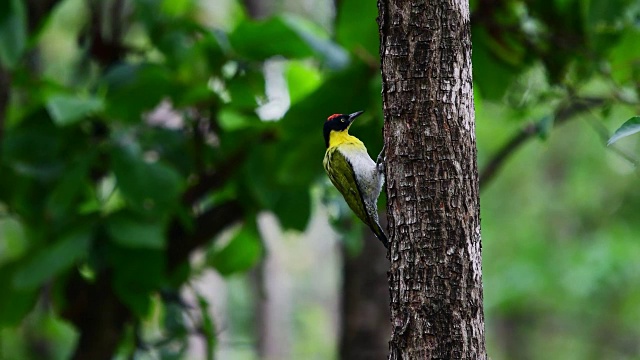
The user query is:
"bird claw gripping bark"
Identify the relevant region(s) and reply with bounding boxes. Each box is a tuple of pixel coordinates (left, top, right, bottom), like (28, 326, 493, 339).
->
(376, 144, 386, 174)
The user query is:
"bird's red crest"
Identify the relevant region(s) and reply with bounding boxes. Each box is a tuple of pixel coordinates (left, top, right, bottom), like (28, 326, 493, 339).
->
(327, 114, 341, 122)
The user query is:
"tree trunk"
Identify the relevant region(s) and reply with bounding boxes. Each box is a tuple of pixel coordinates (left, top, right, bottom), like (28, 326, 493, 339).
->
(243, 0, 273, 19)
(63, 274, 130, 360)
(340, 219, 391, 360)
(377, 0, 487, 358)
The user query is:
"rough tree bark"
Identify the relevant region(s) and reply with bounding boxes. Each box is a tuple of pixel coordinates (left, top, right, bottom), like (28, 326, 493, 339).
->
(377, 0, 487, 358)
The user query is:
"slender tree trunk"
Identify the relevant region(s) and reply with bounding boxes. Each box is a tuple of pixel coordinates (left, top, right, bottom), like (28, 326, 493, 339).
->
(494, 312, 534, 360)
(377, 0, 487, 358)
(63, 274, 130, 360)
(340, 219, 391, 360)
(243, 0, 273, 19)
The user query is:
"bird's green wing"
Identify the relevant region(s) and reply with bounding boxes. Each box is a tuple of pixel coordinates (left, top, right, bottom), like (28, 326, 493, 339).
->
(325, 148, 389, 248)
(325, 149, 370, 226)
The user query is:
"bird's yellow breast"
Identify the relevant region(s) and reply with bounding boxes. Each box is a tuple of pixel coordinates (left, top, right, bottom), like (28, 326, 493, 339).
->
(328, 130, 365, 149)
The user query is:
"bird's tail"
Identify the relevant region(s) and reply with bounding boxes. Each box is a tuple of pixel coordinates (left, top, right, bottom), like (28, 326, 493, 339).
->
(369, 220, 388, 249)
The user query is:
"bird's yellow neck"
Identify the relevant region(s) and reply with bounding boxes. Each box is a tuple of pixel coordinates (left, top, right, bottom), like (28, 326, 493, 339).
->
(328, 130, 364, 149)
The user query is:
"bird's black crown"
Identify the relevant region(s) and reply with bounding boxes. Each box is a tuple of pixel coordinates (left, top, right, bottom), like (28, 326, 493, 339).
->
(323, 111, 363, 147)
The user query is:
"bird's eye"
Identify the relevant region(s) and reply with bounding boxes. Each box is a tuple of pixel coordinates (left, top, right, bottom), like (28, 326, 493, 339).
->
(340, 118, 345, 122)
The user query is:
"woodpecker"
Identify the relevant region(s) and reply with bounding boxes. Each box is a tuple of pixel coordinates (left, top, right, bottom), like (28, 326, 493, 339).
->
(323, 111, 388, 248)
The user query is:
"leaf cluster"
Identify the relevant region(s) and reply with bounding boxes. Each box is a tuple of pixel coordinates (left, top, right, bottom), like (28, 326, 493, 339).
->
(0, 0, 382, 357)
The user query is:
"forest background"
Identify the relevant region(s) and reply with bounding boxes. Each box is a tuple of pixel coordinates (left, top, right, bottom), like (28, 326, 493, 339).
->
(0, 0, 639, 359)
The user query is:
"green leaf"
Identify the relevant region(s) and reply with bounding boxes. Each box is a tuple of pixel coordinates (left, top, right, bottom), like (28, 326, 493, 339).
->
(102, 63, 174, 122)
(241, 144, 280, 209)
(0, 217, 28, 266)
(46, 94, 105, 126)
(537, 115, 555, 140)
(46, 154, 93, 220)
(280, 16, 349, 69)
(241, 142, 313, 231)
(106, 212, 165, 249)
(108, 245, 165, 316)
(286, 61, 322, 104)
(161, 0, 193, 16)
(229, 16, 321, 61)
(225, 68, 266, 110)
(0, 0, 27, 69)
(1, 117, 65, 180)
(608, 29, 640, 83)
(113, 279, 153, 317)
(280, 61, 372, 137)
(335, 0, 379, 58)
(471, 28, 520, 100)
(111, 146, 184, 215)
(275, 139, 320, 188)
(218, 109, 259, 131)
(229, 17, 312, 59)
(208, 223, 262, 276)
(272, 188, 311, 231)
(608, 116, 640, 145)
(585, 0, 631, 50)
(553, 0, 575, 12)
(196, 294, 217, 356)
(0, 265, 37, 325)
(13, 228, 91, 290)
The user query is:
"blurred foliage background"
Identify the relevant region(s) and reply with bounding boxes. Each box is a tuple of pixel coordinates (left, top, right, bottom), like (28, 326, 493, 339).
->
(0, 0, 639, 359)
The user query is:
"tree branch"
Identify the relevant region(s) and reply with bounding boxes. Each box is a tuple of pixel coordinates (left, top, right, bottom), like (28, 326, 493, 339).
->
(86, 0, 128, 67)
(62, 273, 130, 360)
(242, 0, 272, 19)
(182, 150, 246, 205)
(0, 0, 63, 143)
(479, 97, 607, 191)
(48, 1, 242, 358)
(167, 200, 244, 272)
(62, 200, 244, 359)
(26, 0, 63, 32)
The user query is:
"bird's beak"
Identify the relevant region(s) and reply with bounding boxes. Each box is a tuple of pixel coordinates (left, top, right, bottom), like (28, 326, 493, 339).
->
(348, 110, 364, 123)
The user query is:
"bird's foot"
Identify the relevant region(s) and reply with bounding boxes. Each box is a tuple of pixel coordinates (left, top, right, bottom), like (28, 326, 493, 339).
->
(376, 144, 386, 174)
